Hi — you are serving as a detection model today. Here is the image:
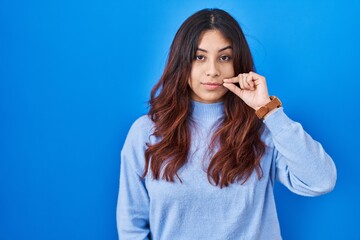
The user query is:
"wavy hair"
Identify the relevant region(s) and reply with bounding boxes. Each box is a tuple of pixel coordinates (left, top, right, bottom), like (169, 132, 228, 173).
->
(143, 8, 265, 188)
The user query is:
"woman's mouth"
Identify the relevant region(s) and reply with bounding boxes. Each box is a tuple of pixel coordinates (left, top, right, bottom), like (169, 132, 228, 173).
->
(201, 82, 223, 90)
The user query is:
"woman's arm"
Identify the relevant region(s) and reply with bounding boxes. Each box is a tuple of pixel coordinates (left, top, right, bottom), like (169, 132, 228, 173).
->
(265, 108, 337, 196)
(117, 117, 151, 240)
(223, 72, 336, 196)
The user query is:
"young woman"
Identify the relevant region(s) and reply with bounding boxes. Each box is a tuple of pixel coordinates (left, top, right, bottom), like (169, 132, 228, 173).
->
(117, 8, 336, 240)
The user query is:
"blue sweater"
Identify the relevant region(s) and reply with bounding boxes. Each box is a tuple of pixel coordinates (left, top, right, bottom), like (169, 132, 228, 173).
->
(117, 101, 336, 240)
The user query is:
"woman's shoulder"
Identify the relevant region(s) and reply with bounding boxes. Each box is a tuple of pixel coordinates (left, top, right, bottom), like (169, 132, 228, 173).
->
(126, 114, 155, 140)
(130, 114, 154, 130)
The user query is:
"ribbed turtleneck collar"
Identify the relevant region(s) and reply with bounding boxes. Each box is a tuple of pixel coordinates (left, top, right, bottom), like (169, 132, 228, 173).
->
(190, 100, 224, 123)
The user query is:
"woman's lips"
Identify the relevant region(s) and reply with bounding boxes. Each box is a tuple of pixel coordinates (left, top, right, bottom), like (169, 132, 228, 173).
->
(202, 82, 223, 90)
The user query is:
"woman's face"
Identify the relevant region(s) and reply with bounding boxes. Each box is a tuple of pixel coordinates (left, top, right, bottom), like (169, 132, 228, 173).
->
(188, 30, 235, 103)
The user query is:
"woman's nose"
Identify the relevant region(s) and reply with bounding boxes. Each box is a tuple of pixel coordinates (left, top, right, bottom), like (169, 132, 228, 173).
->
(205, 61, 220, 77)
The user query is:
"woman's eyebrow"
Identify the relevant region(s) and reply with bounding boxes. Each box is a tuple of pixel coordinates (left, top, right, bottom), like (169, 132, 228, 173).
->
(218, 46, 232, 52)
(196, 46, 233, 53)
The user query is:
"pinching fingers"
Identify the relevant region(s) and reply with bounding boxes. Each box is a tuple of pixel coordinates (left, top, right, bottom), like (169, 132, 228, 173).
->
(238, 73, 254, 90)
(223, 82, 243, 98)
(223, 73, 256, 91)
(223, 75, 240, 83)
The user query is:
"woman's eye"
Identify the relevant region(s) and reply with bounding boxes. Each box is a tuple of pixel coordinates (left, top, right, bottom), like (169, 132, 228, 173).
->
(220, 55, 231, 61)
(195, 55, 205, 61)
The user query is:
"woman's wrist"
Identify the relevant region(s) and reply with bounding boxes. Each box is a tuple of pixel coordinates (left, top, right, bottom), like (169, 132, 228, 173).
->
(255, 96, 282, 119)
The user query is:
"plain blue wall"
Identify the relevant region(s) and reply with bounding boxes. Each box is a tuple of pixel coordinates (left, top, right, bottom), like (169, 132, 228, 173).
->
(1, 0, 359, 239)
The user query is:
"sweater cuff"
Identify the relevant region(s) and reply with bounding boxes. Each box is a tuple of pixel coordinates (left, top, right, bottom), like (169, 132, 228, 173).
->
(263, 107, 293, 136)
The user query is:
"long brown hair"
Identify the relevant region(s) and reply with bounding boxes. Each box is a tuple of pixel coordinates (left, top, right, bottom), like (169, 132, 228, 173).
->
(143, 8, 265, 188)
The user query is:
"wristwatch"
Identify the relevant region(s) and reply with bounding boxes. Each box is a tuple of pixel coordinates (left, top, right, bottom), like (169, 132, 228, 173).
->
(255, 96, 282, 119)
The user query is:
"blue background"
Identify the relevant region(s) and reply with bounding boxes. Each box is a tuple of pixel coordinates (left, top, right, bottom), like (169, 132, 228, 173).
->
(1, 0, 359, 239)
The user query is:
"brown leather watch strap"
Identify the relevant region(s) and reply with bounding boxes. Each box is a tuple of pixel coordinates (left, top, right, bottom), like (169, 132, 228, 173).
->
(255, 96, 282, 119)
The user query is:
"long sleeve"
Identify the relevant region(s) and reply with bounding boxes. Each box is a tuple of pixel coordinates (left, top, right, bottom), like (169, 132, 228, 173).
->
(116, 117, 151, 240)
(264, 108, 337, 196)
